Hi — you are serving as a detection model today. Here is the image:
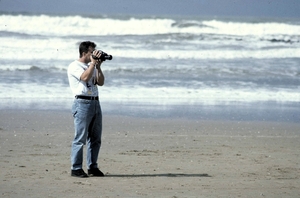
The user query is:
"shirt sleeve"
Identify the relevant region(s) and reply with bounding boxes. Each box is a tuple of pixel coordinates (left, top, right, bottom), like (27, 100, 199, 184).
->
(68, 62, 84, 81)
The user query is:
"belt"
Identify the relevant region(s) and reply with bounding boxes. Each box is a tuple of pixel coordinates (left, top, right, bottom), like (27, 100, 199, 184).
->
(75, 95, 99, 100)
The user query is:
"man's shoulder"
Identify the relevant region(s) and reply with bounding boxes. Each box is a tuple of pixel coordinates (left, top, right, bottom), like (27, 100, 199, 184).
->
(69, 60, 80, 67)
(68, 60, 85, 71)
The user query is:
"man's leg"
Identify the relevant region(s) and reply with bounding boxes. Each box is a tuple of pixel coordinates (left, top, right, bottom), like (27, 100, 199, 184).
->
(71, 100, 92, 171)
(87, 103, 102, 169)
(87, 102, 104, 176)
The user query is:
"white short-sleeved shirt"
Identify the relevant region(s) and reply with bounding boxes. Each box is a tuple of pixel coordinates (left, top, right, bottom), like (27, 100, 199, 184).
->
(67, 60, 98, 97)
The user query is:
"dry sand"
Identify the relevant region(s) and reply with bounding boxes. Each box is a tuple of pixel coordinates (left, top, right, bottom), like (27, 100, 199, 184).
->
(0, 110, 299, 197)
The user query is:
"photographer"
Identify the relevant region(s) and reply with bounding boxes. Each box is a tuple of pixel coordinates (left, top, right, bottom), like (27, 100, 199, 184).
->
(67, 41, 106, 178)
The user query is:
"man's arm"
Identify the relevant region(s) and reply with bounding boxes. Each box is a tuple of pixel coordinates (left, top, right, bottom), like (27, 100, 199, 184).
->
(95, 64, 105, 86)
(80, 62, 95, 82)
(80, 50, 102, 82)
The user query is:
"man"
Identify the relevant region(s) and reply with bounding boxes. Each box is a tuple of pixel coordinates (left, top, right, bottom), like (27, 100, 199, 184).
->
(67, 41, 105, 178)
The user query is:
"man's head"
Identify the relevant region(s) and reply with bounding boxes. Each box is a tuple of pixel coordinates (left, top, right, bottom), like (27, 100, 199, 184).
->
(79, 41, 96, 63)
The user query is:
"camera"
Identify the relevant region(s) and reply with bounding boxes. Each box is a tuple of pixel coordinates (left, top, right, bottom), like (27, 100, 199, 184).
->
(92, 50, 113, 61)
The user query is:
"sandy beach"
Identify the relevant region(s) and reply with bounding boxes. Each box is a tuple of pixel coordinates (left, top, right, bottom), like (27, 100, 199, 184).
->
(0, 109, 299, 198)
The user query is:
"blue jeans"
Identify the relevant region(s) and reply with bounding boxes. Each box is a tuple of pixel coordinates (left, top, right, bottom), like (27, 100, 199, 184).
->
(71, 98, 102, 170)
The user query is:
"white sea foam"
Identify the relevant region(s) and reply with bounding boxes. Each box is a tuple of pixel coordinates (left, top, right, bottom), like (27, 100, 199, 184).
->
(0, 82, 298, 104)
(202, 20, 300, 36)
(1, 14, 299, 64)
(1, 14, 300, 37)
(0, 37, 299, 66)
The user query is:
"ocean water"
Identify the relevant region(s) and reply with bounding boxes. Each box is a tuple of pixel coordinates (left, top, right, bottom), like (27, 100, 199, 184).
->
(0, 13, 300, 121)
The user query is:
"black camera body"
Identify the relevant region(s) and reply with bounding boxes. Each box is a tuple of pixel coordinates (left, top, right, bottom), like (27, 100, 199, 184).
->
(92, 50, 113, 61)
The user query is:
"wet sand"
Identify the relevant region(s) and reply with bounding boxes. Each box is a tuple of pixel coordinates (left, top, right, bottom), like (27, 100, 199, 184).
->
(0, 109, 299, 197)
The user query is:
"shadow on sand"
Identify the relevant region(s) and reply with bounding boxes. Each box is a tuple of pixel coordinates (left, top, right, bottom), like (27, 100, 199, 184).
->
(105, 173, 211, 178)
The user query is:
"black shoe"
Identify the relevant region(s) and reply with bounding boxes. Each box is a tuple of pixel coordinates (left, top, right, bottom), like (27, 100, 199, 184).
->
(71, 169, 88, 178)
(88, 168, 104, 177)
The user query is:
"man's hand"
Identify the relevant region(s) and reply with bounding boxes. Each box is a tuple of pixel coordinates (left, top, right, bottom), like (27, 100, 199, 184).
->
(91, 50, 101, 63)
(91, 50, 103, 69)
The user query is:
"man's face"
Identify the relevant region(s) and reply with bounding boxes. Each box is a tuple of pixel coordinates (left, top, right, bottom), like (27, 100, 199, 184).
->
(84, 46, 95, 63)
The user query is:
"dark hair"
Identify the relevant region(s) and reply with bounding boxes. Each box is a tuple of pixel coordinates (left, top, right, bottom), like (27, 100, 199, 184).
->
(79, 41, 96, 58)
